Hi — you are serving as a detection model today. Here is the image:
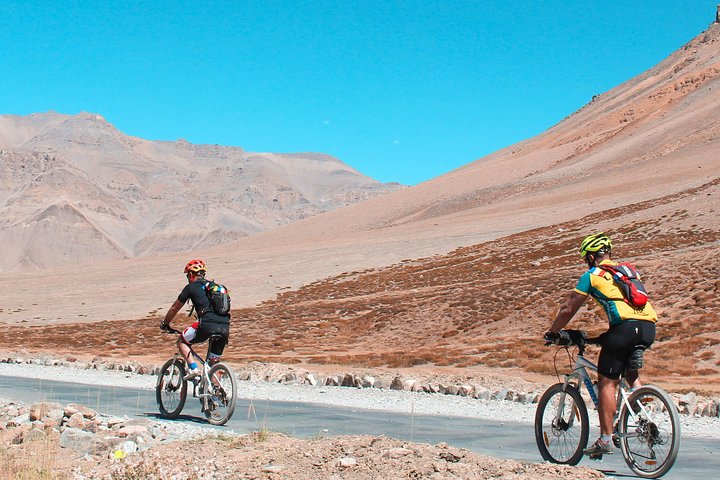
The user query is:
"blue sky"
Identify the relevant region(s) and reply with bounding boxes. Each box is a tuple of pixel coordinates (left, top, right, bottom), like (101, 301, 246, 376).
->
(1, 1, 716, 185)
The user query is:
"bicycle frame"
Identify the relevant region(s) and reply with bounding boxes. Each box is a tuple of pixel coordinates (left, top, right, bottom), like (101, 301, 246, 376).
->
(557, 350, 648, 436)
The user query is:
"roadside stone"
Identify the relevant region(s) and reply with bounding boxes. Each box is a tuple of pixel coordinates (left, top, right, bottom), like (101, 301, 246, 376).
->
(117, 440, 138, 454)
(402, 379, 418, 391)
(382, 447, 413, 459)
(280, 372, 298, 384)
(325, 376, 339, 387)
(59, 427, 104, 455)
(473, 386, 491, 400)
(362, 376, 375, 388)
(304, 373, 317, 386)
(444, 385, 459, 396)
(262, 464, 284, 473)
(23, 428, 46, 443)
(66, 412, 86, 429)
(136, 365, 150, 375)
(341, 373, 356, 387)
(338, 457, 357, 467)
(118, 425, 149, 438)
(457, 385, 474, 397)
(65, 403, 97, 420)
(679, 392, 697, 415)
(29, 401, 64, 422)
(390, 377, 404, 390)
(8, 414, 29, 427)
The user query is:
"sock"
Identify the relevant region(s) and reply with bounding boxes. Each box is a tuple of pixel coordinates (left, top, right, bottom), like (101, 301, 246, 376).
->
(188, 362, 198, 371)
(601, 434, 613, 444)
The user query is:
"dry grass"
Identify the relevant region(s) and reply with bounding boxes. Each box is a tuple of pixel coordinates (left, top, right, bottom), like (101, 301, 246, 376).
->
(0, 432, 64, 480)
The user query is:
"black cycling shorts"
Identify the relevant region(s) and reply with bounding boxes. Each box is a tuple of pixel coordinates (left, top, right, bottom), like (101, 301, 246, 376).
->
(598, 320, 655, 380)
(182, 315, 230, 358)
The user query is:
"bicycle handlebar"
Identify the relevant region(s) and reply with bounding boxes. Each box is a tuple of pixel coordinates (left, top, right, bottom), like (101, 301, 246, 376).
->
(545, 329, 602, 349)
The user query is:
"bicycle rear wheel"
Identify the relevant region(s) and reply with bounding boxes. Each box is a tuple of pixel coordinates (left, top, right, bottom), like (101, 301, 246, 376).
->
(203, 363, 237, 426)
(535, 383, 589, 465)
(618, 385, 680, 478)
(156, 357, 187, 418)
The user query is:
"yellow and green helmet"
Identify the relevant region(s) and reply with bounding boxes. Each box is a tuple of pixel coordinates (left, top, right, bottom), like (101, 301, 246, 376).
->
(579, 233, 612, 257)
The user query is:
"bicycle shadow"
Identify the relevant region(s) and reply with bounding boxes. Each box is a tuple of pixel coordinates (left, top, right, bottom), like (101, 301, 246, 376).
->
(139, 412, 224, 426)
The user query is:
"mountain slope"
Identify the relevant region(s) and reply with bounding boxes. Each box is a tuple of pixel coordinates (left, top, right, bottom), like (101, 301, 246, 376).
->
(1, 18, 719, 332)
(0, 113, 402, 270)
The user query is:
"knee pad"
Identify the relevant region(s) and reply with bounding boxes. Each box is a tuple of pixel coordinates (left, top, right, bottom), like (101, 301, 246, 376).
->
(628, 346, 645, 370)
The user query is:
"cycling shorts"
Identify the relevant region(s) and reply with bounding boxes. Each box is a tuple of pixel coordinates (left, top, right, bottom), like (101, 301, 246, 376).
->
(598, 320, 655, 380)
(182, 316, 229, 359)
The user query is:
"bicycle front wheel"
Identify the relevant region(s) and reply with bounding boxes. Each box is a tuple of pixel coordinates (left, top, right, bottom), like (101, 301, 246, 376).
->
(535, 383, 589, 465)
(203, 363, 237, 426)
(618, 385, 681, 478)
(156, 357, 187, 418)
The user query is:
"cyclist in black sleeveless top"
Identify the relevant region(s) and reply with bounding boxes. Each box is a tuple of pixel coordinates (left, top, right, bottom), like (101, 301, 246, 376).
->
(160, 259, 230, 379)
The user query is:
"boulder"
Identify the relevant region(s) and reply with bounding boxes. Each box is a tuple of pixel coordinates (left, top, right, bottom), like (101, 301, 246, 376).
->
(23, 428, 46, 444)
(279, 372, 298, 384)
(389, 377, 404, 390)
(65, 404, 97, 420)
(59, 427, 104, 455)
(341, 374, 356, 387)
(679, 392, 697, 415)
(338, 457, 357, 467)
(304, 373, 317, 386)
(29, 402, 64, 422)
(325, 376, 339, 387)
(473, 386, 491, 401)
(66, 412, 86, 430)
(118, 425, 149, 438)
(457, 385, 474, 397)
(362, 376, 375, 388)
(402, 379, 418, 392)
(116, 440, 138, 454)
(444, 385, 459, 396)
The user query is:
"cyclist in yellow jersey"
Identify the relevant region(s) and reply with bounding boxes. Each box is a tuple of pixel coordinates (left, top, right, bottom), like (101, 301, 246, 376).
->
(545, 233, 657, 457)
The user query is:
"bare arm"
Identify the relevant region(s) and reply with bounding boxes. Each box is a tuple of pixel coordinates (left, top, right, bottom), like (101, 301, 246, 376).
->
(162, 299, 185, 326)
(548, 291, 587, 333)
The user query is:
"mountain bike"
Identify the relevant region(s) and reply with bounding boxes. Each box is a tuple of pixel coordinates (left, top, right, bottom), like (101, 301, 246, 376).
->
(156, 327, 237, 426)
(534, 329, 680, 478)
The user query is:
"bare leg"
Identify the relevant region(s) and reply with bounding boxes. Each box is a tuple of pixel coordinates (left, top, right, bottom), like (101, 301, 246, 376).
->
(597, 374, 619, 435)
(177, 336, 194, 367)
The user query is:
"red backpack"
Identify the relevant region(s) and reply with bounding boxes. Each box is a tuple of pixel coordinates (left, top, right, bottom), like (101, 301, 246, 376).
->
(597, 262, 649, 308)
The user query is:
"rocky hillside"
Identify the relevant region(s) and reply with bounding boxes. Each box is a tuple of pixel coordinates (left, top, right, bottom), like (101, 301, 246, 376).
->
(0, 112, 402, 270)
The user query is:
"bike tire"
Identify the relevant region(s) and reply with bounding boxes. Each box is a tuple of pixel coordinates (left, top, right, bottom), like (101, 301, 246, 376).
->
(156, 357, 188, 418)
(535, 383, 589, 466)
(203, 363, 237, 426)
(618, 385, 681, 478)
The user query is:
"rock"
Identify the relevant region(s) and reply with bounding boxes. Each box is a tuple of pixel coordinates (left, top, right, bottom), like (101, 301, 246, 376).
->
(402, 379, 417, 391)
(29, 402, 64, 422)
(362, 376, 375, 388)
(280, 372, 298, 384)
(117, 440, 138, 454)
(473, 386, 491, 400)
(457, 385, 474, 397)
(341, 373, 356, 387)
(338, 457, 357, 467)
(136, 365, 150, 375)
(107, 417, 127, 428)
(516, 392, 528, 403)
(66, 412, 86, 429)
(118, 425, 148, 438)
(390, 377, 404, 390)
(492, 389, 508, 401)
(262, 464, 284, 473)
(444, 385, 459, 396)
(59, 427, 104, 454)
(382, 447, 413, 459)
(304, 373, 317, 386)
(325, 376, 339, 387)
(66, 356, 77, 362)
(8, 414, 29, 427)
(65, 404, 97, 420)
(23, 428, 46, 443)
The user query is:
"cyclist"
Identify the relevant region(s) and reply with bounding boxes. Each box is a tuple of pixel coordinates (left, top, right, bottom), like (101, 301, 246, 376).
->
(160, 259, 230, 379)
(544, 233, 657, 457)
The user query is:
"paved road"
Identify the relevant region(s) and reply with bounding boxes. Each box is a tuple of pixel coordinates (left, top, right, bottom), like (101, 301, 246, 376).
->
(2, 375, 717, 478)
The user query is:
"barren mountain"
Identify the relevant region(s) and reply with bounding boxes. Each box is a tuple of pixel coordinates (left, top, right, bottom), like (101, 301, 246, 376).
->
(0, 112, 402, 271)
(1, 16, 719, 392)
